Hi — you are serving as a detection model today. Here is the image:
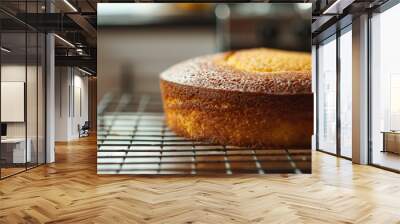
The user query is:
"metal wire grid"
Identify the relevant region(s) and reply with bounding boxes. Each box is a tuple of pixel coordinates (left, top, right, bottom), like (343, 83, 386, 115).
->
(97, 94, 311, 174)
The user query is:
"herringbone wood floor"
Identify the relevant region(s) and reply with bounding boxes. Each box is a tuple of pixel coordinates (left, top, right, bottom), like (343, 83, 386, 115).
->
(1, 135, 400, 224)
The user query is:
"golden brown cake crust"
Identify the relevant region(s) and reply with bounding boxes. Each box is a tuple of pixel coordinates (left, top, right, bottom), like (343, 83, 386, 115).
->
(160, 49, 311, 95)
(160, 48, 313, 148)
(161, 80, 313, 148)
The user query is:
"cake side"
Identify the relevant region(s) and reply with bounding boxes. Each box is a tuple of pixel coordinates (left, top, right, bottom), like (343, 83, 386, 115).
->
(160, 80, 313, 148)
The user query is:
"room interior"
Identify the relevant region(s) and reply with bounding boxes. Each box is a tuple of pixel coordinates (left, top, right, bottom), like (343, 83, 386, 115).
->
(0, 0, 400, 223)
(0, 0, 96, 179)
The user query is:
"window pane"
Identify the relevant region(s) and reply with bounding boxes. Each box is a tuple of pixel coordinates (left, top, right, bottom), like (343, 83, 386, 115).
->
(340, 29, 352, 158)
(317, 37, 337, 154)
(27, 31, 38, 168)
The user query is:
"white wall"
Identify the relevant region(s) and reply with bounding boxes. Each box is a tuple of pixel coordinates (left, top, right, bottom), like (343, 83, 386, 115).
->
(71, 74, 89, 138)
(1, 65, 31, 137)
(55, 66, 69, 141)
(55, 67, 89, 141)
(1, 64, 26, 81)
(1, 63, 46, 164)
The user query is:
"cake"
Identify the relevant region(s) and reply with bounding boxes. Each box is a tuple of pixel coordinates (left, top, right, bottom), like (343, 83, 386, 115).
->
(160, 48, 312, 148)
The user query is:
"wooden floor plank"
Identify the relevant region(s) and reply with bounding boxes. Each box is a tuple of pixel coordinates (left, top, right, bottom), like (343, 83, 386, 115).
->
(0, 135, 399, 223)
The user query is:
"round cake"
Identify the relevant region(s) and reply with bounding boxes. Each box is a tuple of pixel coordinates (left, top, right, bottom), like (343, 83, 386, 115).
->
(160, 48, 312, 148)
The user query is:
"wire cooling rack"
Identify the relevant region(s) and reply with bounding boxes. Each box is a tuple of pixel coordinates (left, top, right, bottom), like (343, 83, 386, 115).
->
(97, 94, 311, 174)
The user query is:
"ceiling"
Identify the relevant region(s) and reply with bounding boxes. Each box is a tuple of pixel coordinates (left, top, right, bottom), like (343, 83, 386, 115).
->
(0, 0, 393, 74)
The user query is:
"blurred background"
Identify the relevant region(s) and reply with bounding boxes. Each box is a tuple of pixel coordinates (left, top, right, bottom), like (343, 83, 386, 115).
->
(97, 3, 311, 101)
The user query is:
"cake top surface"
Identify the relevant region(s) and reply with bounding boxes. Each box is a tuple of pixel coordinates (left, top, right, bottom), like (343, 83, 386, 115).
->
(160, 48, 312, 94)
(223, 48, 311, 73)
